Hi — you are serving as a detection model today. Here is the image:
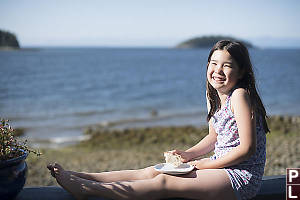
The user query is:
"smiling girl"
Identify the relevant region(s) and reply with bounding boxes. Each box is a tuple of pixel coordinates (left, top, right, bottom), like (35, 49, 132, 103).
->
(48, 40, 269, 200)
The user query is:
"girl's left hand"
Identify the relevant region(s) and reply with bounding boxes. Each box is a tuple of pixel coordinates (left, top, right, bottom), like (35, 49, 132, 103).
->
(188, 158, 211, 169)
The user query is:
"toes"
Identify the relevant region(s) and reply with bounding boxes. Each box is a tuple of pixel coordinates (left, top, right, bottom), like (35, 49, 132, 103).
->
(47, 163, 67, 179)
(47, 163, 57, 178)
(53, 162, 64, 171)
(47, 163, 54, 170)
(53, 167, 61, 177)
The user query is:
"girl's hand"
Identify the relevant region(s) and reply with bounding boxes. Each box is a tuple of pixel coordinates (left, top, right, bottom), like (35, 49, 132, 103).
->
(188, 158, 211, 170)
(169, 150, 195, 162)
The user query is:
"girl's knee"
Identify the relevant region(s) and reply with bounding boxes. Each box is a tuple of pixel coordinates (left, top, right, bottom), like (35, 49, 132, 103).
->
(142, 166, 161, 179)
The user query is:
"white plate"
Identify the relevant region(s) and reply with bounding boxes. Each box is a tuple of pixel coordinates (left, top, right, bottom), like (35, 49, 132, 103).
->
(154, 163, 194, 175)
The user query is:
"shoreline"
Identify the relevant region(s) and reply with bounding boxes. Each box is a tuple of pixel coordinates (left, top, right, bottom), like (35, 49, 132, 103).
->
(23, 114, 300, 149)
(0, 46, 41, 51)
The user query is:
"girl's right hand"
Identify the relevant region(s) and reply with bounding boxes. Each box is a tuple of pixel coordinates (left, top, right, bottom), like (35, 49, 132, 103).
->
(169, 150, 195, 163)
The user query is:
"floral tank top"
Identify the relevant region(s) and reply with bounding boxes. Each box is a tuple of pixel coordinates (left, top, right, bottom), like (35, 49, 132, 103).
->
(210, 90, 266, 166)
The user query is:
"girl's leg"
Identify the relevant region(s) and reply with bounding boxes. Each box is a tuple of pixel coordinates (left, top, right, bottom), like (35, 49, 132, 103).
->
(54, 165, 237, 200)
(161, 169, 237, 200)
(48, 163, 160, 182)
(67, 167, 159, 182)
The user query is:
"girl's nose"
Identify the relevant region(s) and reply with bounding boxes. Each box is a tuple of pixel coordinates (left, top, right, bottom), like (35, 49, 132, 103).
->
(215, 65, 223, 73)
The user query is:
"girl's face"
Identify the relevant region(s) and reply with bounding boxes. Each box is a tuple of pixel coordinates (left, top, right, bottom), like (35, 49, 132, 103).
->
(207, 50, 242, 95)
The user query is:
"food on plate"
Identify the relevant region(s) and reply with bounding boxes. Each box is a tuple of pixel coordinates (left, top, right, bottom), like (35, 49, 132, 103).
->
(164, 151, 183, 167)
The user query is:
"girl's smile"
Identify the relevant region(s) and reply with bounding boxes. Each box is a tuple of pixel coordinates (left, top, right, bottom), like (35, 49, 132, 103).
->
(212, 74, 226, 83)
(207, 50, 241, 95)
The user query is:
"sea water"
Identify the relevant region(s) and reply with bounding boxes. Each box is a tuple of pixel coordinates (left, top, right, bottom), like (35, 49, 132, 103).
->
(1, 47, 299, 147)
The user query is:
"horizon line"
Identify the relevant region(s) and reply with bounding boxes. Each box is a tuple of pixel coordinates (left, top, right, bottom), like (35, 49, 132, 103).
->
(18, 45, 300, 50)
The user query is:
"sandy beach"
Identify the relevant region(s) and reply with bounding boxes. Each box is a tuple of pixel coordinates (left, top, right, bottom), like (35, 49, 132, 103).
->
(23, 115, 300, 186)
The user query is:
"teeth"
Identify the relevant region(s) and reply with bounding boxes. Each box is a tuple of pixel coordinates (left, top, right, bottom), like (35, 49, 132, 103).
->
(213, 76, 225, 81)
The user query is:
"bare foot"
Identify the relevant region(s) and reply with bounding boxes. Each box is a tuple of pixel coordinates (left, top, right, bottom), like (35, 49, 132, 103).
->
(47, 162, 64, 177)
(50, 163, 88, 200)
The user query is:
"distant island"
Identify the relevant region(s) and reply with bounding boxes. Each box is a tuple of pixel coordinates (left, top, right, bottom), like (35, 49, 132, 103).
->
(0, 29, 20, 50)
(176, 36, 253, 49)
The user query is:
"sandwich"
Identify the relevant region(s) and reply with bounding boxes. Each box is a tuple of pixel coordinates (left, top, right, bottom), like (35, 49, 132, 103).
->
(164, 151, 183, 167)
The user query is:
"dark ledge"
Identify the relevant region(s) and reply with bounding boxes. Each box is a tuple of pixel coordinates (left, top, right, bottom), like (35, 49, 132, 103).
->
(16, 175, 285, 200)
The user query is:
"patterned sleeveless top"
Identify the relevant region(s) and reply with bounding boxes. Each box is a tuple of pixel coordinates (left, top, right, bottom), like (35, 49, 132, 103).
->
(210, 89, 266, 166)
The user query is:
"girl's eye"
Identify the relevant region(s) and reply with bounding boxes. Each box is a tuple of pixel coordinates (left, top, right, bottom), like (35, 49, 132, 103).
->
(224, 65, 231, 68)
(210, 62, 217, 66)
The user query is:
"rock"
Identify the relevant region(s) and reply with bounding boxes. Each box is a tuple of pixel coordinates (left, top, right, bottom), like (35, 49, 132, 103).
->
(0, 30, 20, 49)
(151, 109, 158, 117)
(175, 35, 254, 49)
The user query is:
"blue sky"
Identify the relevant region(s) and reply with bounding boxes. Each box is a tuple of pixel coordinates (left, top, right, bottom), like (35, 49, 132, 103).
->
(1, 0, 300, 47)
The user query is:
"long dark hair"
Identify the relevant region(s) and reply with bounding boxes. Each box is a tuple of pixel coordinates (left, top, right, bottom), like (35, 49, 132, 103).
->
(206, 40, 269, 133)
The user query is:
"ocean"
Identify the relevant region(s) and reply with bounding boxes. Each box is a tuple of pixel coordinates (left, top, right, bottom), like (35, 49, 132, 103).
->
(1, 47, 300, 147)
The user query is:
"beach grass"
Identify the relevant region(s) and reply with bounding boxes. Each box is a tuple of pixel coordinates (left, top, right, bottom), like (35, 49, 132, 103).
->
(25, 115, 300, 186)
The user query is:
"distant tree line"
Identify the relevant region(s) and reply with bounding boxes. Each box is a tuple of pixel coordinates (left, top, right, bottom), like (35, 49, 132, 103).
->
(176, 35, 253, 48)
(0, 30, 20, 48)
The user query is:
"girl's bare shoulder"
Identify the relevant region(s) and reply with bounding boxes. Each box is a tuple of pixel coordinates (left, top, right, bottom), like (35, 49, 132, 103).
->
(232, 88, 248, 97)
(231, 88, 251, 108)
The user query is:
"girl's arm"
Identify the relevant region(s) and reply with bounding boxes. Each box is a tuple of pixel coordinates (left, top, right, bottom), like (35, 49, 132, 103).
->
(172, 120, 217, 162)
(190, 88, 257, 169)
(172, 92, 217, 162)
(172, 122, 217, 162)
(184, 121, 217, 158)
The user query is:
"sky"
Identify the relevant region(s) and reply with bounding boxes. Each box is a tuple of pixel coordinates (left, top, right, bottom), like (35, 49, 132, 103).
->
(1, 0, 300, 48)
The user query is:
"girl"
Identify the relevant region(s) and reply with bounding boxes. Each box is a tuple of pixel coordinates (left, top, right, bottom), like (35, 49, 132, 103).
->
(47, 40, 269, 200)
